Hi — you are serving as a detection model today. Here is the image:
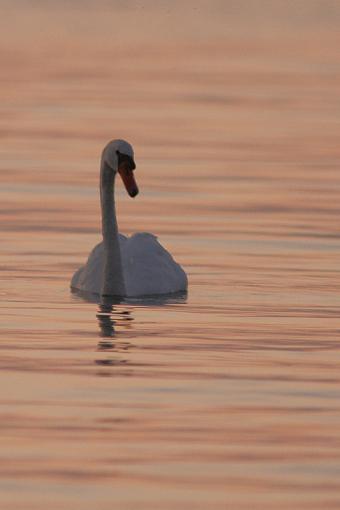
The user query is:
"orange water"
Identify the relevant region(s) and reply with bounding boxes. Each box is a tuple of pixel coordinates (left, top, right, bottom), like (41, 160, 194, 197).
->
(1, 2, 340, 509)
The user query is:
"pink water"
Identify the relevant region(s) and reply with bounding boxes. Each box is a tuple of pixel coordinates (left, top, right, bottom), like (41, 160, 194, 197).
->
(1, 2, 340, 508)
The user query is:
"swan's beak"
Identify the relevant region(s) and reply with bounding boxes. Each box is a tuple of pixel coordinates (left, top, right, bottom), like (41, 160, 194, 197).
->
(118, 169, 139, 198)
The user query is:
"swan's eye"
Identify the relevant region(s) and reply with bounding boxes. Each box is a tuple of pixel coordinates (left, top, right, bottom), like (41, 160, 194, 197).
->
(119, 161, 134, 175)
(117, 151, 136, 171)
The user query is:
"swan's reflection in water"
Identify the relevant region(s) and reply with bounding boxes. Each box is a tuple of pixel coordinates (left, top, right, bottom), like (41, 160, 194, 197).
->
(94, 297, 135, 373)
(71, 288, 187, 374)
(71, 288, 187, 307)
(97, 301, 133, 344)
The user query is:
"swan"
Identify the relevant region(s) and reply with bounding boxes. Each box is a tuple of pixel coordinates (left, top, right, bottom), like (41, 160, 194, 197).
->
(71, 139, 188, 298)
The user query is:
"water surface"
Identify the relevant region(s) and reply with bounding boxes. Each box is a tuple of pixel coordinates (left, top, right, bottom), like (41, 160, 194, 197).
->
(1, 2, 340, 509)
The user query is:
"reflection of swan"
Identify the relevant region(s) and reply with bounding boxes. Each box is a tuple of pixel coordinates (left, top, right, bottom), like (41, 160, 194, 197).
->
(96, 301, 133, 339)
(71, 287, 187, 306)
(95, 302, 133, 371)
(71, 139, 188, 298)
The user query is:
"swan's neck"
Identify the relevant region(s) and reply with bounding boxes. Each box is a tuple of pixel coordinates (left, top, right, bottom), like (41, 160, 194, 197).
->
(100, 161, 126, 296)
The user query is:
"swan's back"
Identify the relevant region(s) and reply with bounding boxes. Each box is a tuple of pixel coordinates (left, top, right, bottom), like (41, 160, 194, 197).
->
(122, 233, 187, 296)
(71, 233, 187, 297)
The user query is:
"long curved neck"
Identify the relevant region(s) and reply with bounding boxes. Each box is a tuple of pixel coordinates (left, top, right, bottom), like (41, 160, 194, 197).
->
(100, 161, 126, 296)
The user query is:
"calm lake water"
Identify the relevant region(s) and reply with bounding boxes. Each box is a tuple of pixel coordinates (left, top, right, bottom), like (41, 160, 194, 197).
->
(1, 1, 340, 508)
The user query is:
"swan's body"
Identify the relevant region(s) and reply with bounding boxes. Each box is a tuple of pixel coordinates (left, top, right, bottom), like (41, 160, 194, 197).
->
(71, 139, 187, 298)
(71, 232, 187, 297)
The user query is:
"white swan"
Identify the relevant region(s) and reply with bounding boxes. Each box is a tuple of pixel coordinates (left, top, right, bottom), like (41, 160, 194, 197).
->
(71, 139, 188, 298)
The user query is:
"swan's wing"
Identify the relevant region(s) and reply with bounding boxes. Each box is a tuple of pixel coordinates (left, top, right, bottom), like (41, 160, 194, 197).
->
(71, 233, 187, 297)
(71, 242, 104, 294)
(121, 233, 187, 296)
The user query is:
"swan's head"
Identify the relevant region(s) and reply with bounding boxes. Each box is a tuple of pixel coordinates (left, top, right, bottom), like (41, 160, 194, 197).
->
(102, 139, 139, 198)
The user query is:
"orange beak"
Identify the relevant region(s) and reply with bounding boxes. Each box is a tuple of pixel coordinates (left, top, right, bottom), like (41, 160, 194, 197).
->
(118, 169, 139, 198)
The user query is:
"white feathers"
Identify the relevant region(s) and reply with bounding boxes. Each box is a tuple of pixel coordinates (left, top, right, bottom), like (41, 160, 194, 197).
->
(71, 139, 188, 298)
(71, 233, 188, 297)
